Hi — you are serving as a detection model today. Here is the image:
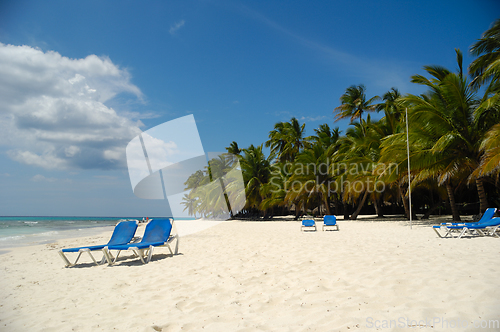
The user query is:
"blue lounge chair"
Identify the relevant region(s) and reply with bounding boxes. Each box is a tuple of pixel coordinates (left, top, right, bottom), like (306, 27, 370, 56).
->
(450, 218, 500, 238)
(301, 219, 316, 232)
(433, 208, 500, 239)
(58, 220, 139, 267)
(433, 208, 497, 238)
(322, 215, 339, 231)
(438, 208, 497, 227)
(103, 218, 179, 264)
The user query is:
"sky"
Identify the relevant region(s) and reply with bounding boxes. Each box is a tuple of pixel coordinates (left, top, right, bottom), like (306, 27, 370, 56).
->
(0, 0, 498, 217)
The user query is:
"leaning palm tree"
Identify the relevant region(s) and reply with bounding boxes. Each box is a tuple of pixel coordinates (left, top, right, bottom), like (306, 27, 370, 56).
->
(334, 84, 380, 129)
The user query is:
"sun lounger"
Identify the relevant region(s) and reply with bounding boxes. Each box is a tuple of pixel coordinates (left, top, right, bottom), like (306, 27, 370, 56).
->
(453, 218, 500, 238)
(433, 208, 497, 238)
(58, 220, 139, 267)
(433, 214, 500, 239)
(301, 219, 316, 232)
(322, 215, 339, 231)
(103, 218, 179, 264)
(438, 208, 497, 227)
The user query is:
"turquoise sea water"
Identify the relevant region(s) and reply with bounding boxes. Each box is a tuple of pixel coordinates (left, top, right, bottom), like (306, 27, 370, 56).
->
(0, 216, 177, 250)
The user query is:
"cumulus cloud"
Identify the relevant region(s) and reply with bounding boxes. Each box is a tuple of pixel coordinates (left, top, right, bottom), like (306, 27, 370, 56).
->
(0, 43, 144, 170)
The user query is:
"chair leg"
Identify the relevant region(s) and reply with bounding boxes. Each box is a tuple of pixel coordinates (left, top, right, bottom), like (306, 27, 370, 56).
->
(433, 227, 444, 238)
(166, 244, 173, 256)
(134, 249, 147, 264)
(74, 251, 84, 265)
(458, 227, 470, 239)
(83, 249, 99, 266)
(113, 250, 122, 264)
(146, 246, 154, 263)
(102, 248, 113, 265)
(59, 251, 72, 267)
(174, 236, 179, 255)
(490, 226, 500, 238)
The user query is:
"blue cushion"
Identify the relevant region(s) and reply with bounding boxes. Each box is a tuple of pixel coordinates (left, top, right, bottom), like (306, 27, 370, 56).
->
(302, 219, 315, 227)
(323, 215, 336, 225)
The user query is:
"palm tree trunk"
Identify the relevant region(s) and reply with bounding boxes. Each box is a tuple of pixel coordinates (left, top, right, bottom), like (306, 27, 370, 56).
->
(372, 194, 384, 218)
(350, 191, 369, 220)
(343, 201, 350, 220)
(323, 194, 331, 215)
(422, 199, 442, 219)
(445, 182, 461, 222)
(377, 194, 385, 217)
(372, 194, 380, 216)
(294, 202, 301, 220)
(333, 194, 340, 215)
(399, 186, 410, 220)
(476, 177, 488, 214)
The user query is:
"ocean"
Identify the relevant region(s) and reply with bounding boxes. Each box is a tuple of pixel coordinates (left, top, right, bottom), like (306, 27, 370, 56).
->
(0, 216, 145, 250)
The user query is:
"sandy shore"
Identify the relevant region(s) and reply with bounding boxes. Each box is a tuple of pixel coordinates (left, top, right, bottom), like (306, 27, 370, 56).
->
(1, 216, 499, 331)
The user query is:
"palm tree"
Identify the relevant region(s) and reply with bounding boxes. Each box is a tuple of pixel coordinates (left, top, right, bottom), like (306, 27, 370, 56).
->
(260, 161, 290, 215)
(469, 19, 500, 89)
(226, 141, 241, 156)
(308, 123, 341, 149)
(334, 84, 380, 129)
(376, 87, 404, 133)
(239, 144, 272, 215)
(401, 49, 491, 217)
(285, 144, 335, 216)
(336, 116, 388, 220)
(375, 87, 417, 219)
(474, 123, 500, 177)
(265, 117, 307, 163)
(181, 193, 198, 218)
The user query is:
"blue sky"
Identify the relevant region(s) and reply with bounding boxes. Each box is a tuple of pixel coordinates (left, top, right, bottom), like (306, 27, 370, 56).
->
(0, 0, 498, 216)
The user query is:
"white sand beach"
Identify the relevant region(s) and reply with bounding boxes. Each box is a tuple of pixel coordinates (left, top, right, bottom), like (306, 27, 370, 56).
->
(1, 217, 499, 332)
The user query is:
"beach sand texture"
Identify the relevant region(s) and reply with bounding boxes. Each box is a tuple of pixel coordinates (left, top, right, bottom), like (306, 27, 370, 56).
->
(1, 218, 499, 331)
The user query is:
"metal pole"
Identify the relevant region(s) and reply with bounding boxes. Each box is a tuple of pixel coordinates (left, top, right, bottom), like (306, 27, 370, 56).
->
(406, 108, 412, 229)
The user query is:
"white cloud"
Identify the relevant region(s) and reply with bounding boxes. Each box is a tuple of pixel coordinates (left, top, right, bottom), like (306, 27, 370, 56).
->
(169, 20, 185, 35)
(0, 43, 144, 170)
(299, 115, 329, 122)
(31, 174, 57, 182)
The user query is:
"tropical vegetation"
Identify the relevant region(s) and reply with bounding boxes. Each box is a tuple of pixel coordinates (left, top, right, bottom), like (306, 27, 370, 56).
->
(184, 19, 500, 221)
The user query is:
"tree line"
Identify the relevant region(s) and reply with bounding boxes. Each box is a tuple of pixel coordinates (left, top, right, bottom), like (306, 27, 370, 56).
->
(190, 19, 500, 221)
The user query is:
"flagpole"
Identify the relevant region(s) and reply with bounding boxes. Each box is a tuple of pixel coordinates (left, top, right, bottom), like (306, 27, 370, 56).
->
(406, 108, 412, 229)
